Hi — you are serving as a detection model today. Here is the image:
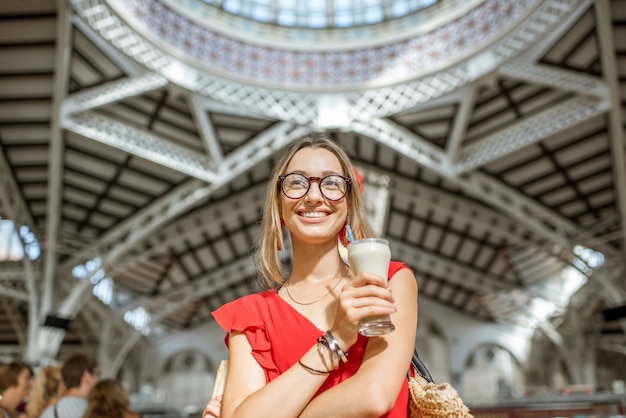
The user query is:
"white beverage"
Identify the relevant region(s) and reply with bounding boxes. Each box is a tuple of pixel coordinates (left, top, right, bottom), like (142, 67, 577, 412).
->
(347, 238, 395, 336)
(348, 239, 391, 278)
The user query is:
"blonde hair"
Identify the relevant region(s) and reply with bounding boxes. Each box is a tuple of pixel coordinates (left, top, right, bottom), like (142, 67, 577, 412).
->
(255, 133, 374, 288)
(26, 366, 62, 418)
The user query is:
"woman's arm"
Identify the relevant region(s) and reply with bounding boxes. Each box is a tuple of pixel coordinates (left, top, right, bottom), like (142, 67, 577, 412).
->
(220, 328, 336, 418)
(300, 269, 418, 418)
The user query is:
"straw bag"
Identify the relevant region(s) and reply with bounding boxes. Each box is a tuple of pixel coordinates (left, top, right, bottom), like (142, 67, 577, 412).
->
(409, 350, 473, 418)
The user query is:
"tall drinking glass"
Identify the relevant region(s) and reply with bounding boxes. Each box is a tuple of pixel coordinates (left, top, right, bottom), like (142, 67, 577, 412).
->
(347, 238, 395, 336)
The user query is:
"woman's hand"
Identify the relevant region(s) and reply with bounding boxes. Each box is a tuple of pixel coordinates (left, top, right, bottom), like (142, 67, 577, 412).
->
(331, 271, 396, 349)
(202, 394, 222, 418)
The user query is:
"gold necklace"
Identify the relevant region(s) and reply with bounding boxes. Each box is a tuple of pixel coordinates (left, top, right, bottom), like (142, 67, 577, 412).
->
(284, 273, 347, 306)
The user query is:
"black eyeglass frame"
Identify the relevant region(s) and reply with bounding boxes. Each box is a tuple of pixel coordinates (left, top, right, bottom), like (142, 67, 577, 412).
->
(278, 173, 352, 201)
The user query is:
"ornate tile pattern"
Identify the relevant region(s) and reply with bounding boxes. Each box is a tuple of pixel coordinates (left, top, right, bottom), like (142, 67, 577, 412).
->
(109, 0, 535, 88)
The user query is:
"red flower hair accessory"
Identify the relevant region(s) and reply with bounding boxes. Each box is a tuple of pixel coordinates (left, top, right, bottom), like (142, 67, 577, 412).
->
(352, 166, 364, 194)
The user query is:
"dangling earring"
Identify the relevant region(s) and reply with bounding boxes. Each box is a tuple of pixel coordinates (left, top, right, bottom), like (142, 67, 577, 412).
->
(338, 237, 349, 266)
(337, 222, 350, 266)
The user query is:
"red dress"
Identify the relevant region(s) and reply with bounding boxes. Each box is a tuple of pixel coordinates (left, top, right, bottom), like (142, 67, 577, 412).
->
(212, 261, 412, 418)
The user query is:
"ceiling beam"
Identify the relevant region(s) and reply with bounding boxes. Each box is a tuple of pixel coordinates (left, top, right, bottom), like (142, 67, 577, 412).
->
(42, 0, 72, 324)
(58, 120, 301, 274)
(498, 62, 609, 99)
(594, 0, 626, 263)
(514, 0, 595, 63)
(62, 73, 169, 116)
(0, 285, 28, 302)
(141, 257, 254, 322)
(355, 115, 620, 260)
(62, 112, 217, 182)
(0, 150, 35, 229)
(55, 123, 307, 323)
(71, 13, 147, 76)
(104, 184, 267, 279)
(201, 97, 273, 120)
(391, 239, 519, 293)
(352, 116, 453, 175)
(70, 0, 172, 73)
(446, 86, 477, 165)
(386, 173, 545, 248)
(457, 96, 610, 173)
(190, 93, 223, 168)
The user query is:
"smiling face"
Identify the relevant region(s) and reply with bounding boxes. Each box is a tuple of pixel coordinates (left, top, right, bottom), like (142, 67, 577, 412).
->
(280, 147, 349, 245)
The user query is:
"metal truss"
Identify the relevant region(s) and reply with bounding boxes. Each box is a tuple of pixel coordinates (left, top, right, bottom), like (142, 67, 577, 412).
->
(596, 337, 626, 356)
(351, 116, 450, 175)
(446, 86, 477, 164)
(42, 0, 75, 328)
(190, 93, 223, 167)
(0, 346, 24, 363)
(136, 250, 295, 323)
(63, 113, 217, 182)
(193, 77, 320, 126)
(53, 124, 308, 343)
(390, 239, 518, 293)
(0, 266, 26, 281)
(353, 114, 620, 259)
(498, 62, 609, 99)
(0, 128, 42, 361)
(461, 171, 619, 258)
(105, 184, 267, 280)
(62, 73, 169, 116)
(58, 178, 206, 272)
(0, 140, 35, 229)
(0, 283, 29, 302)
(594, 0, 626, 261)
(142, 257, 254, 323)
(1, 298, 27, 350)
(59, 124, 300, 266)
(385, 169, 546, 248)
(70, 0, 172, 72)
(457, 96, 610, 173)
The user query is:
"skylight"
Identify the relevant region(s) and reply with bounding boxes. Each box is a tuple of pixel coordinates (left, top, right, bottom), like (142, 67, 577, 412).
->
(201, 0, 439, 29)
(0, 218, 40, 261)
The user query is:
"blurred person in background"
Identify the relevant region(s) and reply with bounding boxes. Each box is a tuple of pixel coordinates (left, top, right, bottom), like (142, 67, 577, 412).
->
(81, 379, 142, 418)
(0, 361, 33, 418)
(26, 366, 66, 418)
(39, 354, 98, 418)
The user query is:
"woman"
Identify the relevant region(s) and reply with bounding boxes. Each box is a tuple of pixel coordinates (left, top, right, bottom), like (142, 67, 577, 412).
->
(0, 362, 33, 418)
(204, 134, 418, 417)
(81, 379, 141, 418)
(26, 366, 66, 418)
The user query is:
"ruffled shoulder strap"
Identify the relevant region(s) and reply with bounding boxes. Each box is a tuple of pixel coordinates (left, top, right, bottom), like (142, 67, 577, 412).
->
(389, 260, 412, 280)
(212, 291, 280, 381)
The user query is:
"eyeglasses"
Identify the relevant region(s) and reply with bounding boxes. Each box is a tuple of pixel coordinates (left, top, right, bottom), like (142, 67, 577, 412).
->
(279, 173, 351, 201)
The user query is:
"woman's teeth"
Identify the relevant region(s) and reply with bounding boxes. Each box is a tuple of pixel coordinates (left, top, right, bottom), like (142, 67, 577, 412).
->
(301, 212, 327, 218)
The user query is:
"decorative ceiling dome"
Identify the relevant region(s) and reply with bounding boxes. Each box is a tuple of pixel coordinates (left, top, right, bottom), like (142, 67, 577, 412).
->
(94, 0, 537, 89)
(197, 0, 441, 30)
